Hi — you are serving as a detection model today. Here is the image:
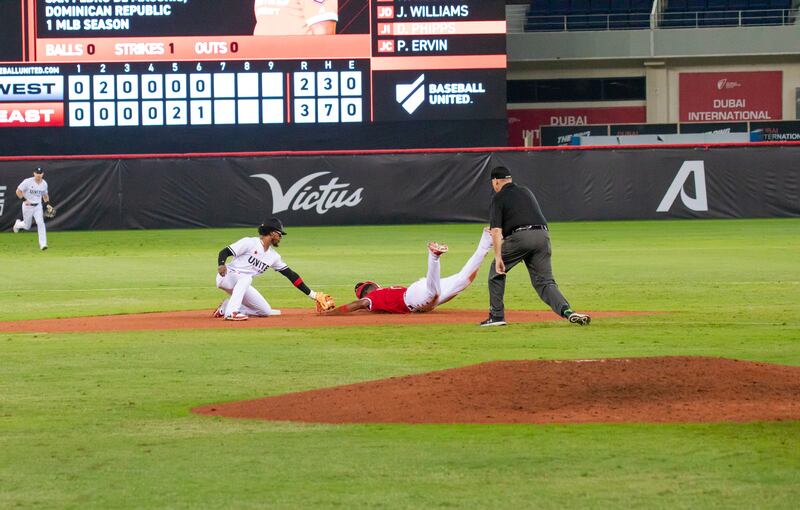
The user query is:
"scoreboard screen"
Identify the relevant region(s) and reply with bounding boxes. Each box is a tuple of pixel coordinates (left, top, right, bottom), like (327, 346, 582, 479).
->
(0, 0, 507, 156)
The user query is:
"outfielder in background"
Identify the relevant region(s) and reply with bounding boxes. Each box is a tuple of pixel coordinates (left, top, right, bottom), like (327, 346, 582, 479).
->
(253, 0, 338, 35)
(215, 217, 334, 320)
(13, 167, 56, 251)
(326, 229, 494, 315)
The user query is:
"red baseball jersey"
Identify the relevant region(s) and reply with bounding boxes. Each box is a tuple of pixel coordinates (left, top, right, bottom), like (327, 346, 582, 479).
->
(365, 286, 410, 314)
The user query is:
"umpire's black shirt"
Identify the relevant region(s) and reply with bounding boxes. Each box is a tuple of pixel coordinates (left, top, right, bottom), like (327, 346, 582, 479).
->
(489, 182, 548, 238)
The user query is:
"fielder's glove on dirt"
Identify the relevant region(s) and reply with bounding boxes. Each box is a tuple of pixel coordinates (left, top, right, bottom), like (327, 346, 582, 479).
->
(315, 292, 335, 313)
(44, 204, 57, 218)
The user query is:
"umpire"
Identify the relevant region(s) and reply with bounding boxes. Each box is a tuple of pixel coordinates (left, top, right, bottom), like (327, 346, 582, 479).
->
(481, 166, 591, 327)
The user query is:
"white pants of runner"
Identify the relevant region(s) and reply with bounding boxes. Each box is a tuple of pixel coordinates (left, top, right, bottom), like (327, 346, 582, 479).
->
(404, 232, 492, 311)
(20, 203, 47, 249)
(215, 271, 273, 317)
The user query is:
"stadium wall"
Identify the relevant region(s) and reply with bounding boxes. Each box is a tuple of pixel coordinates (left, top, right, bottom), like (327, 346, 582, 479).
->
(1, 144, 798, 230)
(507, 59, 800, 145)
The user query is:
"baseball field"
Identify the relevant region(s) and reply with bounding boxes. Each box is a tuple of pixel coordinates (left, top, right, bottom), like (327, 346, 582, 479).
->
(2, 218, 799, 508)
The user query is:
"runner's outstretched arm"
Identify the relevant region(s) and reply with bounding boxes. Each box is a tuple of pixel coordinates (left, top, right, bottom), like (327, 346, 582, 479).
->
(324, 299, 370, 315)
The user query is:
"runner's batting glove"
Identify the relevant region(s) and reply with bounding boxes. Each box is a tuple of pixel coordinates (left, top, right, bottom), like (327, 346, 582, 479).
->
(44, 204, 57, 218)
(315, 292, 335, 313)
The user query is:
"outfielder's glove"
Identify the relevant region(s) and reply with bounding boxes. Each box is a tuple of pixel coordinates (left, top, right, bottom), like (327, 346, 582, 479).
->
(315, 292, 335, 313)
(44, 204, 57, 219)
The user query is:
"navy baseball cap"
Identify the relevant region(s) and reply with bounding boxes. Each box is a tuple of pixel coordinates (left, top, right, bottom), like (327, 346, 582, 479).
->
(33, 166, 44, 174)
(490, 166, 512, 180)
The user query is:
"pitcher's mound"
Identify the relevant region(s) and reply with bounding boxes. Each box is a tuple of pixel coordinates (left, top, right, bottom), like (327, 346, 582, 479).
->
(193, 357, 800, 424)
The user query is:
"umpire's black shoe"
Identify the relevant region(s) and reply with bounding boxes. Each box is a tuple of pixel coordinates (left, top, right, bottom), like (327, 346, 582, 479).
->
(480, 317, 507, 327)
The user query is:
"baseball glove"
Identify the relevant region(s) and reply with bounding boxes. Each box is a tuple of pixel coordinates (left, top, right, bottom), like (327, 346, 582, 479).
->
(44, 204, 57, 219)
(315, 292, 335, 313)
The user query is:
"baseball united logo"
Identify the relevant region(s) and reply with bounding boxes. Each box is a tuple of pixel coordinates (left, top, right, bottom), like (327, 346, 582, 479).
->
(251, 172, 364, 215)
(396, 75, 426, 114)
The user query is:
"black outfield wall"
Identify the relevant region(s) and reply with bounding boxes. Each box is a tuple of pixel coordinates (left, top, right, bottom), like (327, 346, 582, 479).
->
(1, 145, 798, 231)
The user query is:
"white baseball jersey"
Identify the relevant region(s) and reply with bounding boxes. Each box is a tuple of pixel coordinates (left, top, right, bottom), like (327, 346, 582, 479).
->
(226, 237, 288, 276)
(254, 0, 338, 35)
(17, 177, 48, 204)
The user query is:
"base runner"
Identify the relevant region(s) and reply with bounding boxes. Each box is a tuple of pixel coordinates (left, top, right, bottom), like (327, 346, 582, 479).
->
(326, 229, 493, 315)
(214, 217, 333, 320)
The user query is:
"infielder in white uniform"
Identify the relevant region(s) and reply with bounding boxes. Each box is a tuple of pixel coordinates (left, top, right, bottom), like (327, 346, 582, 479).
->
(13, 167, 54, 250)
(214, 217, 329, 320)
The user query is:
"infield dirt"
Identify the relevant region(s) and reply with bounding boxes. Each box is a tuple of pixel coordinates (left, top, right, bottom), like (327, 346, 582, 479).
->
(193, 357, 800, 424)
(0, 308, 645, 333)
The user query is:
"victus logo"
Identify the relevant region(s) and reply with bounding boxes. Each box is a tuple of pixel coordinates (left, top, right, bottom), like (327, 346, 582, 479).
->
(396, 74, 426, 114)
(250, 172, 363, 215)
(657, 161, 708, 213)
(716, 78, 742, 91)
(0, 185, 6, 216)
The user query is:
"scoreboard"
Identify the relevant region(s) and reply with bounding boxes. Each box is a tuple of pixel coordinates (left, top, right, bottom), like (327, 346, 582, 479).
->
(0, 0, 507, 156)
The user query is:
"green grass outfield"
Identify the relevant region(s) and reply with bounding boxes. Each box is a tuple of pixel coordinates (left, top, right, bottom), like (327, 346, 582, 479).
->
(1, 219, 799, 509)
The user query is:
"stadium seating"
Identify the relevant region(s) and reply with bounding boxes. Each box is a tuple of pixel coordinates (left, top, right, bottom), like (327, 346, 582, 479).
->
(659, 0, 794, 29)
(524, 0, 796, 31)
(525, 0, 654, 31)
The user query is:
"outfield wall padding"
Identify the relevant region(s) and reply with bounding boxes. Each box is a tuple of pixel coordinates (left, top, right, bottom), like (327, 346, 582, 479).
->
(1, 146, 798, 230)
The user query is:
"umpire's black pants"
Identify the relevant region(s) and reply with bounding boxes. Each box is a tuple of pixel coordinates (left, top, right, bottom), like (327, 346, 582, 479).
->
(488, 229, 570, 319)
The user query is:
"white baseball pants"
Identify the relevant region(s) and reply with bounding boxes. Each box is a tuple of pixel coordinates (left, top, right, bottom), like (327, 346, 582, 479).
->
(405, 230, 493, 311)
(216, 271, 273, 317)
(20, 203, 47, 249)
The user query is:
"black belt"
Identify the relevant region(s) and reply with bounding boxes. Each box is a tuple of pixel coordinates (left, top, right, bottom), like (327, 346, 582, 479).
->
(26, 203, 40, 206)
(511, 224, 547, 234)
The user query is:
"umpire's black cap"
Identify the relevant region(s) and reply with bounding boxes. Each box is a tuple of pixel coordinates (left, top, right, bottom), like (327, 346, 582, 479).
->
(260, 217, 287, 236)
(33, 166, 44, 174)
(490, 166, 512, 180)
